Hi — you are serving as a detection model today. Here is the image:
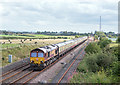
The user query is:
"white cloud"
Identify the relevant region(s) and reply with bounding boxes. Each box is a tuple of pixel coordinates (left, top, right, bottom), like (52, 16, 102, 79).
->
(0, 0, 119, 33)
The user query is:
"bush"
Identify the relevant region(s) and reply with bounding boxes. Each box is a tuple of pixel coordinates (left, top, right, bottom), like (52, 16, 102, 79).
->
(109, 47, 120, 60)
(99, 37, 107, 41)
(94, 35, 98, 40)
(98, 38, 112, 48)
(75, 35, 80, 38)
(85, 42, 101, 54)
(70, 70, 111, 83)
(111, 61, 120, 76)
(77, 60, 88, 73)
(86, 54, 98, 72)
(96, 52, 116, 69)
(106, 61, 120, 82)
(85, 52, 117, 72)
(87, 70, 111, 83)
(116, 37, 120, 43)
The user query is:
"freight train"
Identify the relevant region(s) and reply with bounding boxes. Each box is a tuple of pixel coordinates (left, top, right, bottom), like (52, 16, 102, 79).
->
(30, 36, 88, 69)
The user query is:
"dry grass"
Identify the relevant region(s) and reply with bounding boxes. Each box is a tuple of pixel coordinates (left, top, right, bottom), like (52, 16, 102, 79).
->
(0, 39, 69, 44)
(1, 39, 69, 67)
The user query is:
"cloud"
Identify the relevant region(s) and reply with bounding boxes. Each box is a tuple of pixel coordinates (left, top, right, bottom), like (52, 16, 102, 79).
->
(0, 0, 119, 33)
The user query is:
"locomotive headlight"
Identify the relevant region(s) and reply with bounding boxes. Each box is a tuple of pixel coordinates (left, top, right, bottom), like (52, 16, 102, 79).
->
(41, 61, 43, 64)
(31, 60, 34, 63)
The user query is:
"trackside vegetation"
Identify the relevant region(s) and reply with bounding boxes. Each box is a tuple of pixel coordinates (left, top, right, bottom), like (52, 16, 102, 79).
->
(70, 37, 120, 83)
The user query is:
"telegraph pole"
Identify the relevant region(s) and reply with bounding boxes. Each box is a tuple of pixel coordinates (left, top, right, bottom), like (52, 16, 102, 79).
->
(100, 16, 101, 31)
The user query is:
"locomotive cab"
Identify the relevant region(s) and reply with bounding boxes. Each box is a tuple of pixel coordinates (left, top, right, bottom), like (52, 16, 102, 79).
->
(30, 48, 45, 68)
(30, 45, 59, 70)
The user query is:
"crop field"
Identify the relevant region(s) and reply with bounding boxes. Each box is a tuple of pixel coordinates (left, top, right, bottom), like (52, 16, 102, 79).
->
(0, 39, 69, 67)
(0, 34, 75, 39)
(0, 34, 75, 67)
(0, 39, 69, 48)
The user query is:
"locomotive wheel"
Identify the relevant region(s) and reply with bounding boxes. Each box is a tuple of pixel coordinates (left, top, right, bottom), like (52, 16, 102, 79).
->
(46, 60, 50, 65)
(46, 61, 48, 66)
(45, 62, 48, 66)
(51, 58, 54, 63)
(53, 57, 56, 61)
(48, 60, 51, 64)
(30, 66, 34, 70)
(41, 64, 45, 69)
(50, 59, 52, 64)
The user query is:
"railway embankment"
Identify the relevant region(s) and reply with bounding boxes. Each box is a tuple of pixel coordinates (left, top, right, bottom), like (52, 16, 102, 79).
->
(70, 37, 119, 83)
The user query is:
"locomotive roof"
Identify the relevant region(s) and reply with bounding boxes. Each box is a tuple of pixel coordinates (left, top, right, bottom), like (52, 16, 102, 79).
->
(56, 39, 76, 47)
(31, 36, 87, 53)
(31, 44, 58, 53)
(55, 42, 66, 47)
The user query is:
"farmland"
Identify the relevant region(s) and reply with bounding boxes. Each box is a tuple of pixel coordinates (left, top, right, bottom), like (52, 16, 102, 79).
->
(0, 34, 75, 39)
(1, 39, 70, 67)
(0, 34, 76, 67)
(0, 39, 69, 48)
(109, 43, 119, 48)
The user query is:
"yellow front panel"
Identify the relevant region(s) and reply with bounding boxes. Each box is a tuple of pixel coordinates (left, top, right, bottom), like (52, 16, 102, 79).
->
(30, 57, 45, 64)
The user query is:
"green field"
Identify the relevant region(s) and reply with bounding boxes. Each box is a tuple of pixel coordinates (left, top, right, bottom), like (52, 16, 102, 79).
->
(109, 43, 119, 48)
(0, 34, 75, 67)
(0, 34, 75, 39)
(0, 43, 20, 48)
(0, 34, 31, 38)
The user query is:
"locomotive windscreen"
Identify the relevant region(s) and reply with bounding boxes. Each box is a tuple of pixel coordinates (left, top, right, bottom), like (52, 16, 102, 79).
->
(38, 52, 44, 57)
(31, 52, 37, 57)
(31, 51, 44, 57)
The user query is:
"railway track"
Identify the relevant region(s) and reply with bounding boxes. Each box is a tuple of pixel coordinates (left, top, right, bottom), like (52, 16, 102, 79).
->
(7, 46, 77, 84)
(57, 47, 86, 84)
(1, 39, 89, 84)
(0, 63, 29, 78)
(52, 40, 89, 84)
(0, 65, 30, 83)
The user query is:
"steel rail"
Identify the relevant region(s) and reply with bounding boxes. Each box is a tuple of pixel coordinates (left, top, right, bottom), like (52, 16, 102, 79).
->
(10, 71, 33, 84)
(57, 42, 87, 84)
(0, 63, 29, 77)
(0, 65, 30, 83)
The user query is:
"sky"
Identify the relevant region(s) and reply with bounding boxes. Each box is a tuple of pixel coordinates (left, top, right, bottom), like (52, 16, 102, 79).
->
(0, 0, 119, 33)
